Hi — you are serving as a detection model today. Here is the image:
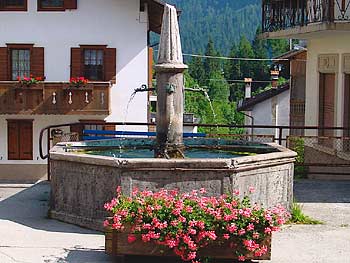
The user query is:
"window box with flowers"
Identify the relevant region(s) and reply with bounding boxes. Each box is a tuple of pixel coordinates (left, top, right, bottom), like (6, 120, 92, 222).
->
(14, 75, 45, 89)
(104, 187, 289, 263)
(68, 77, 91, 89)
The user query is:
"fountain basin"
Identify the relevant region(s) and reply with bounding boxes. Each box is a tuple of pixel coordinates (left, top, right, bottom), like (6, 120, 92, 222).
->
(49, 139, 296, 231)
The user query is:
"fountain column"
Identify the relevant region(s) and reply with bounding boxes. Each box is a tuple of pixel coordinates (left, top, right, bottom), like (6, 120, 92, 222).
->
(154, 4, 188, 158)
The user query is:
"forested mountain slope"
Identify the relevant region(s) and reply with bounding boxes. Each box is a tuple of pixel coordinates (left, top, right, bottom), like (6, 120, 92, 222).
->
(163, 0, 261, 54)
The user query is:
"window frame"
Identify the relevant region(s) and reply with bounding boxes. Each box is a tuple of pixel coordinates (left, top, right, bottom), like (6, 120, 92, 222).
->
(7, 44, 33, 80)
(10, 48, 31, 80)
(37, 0, 65, 11)
(0, 0, 27, 11)
(81, 45, 107, 81)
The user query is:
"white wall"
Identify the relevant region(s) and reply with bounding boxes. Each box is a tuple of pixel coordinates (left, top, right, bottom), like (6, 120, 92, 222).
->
(305, 34, 350, 136)
(246, 90, 290, 138)
(0, 0, 149, 124)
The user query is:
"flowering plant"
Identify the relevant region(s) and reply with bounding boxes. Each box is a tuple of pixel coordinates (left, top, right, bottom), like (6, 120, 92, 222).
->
(104, 187, 289, 263)
(17, 75, 44, 87)
(69, 77, 88, 88)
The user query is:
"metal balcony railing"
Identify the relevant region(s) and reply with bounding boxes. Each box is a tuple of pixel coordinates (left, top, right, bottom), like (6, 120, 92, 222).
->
(262, 0, 350, 33)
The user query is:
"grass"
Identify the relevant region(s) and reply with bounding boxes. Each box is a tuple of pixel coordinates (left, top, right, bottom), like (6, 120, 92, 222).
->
(288, 202, 324, 225)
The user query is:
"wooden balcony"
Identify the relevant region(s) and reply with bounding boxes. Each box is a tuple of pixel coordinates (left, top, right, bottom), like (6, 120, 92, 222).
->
(0, 81, 110, 115)
(262, 0, 350, 38)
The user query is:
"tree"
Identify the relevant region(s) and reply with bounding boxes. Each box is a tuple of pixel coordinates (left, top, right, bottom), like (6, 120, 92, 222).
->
(188, 56, 205, 85)
(203, 38, 221, 80)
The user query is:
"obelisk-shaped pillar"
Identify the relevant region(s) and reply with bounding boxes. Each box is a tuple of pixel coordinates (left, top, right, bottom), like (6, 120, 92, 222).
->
(154, 4, 188, 158)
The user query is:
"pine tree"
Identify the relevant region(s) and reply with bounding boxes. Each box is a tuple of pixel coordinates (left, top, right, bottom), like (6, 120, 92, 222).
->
(188, 56, 205, 85)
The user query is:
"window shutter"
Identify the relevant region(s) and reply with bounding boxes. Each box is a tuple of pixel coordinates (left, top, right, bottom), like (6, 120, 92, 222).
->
(19, 122, 33, 160)
(71, 48, 82, 78)
(64, 0, 77, 10)
(8, 121, 20, 160)
(31, 47, 45, 78)
(104, 48, 116, 81)
(104, 124, 115, 131)
(0, 47, 8, 81)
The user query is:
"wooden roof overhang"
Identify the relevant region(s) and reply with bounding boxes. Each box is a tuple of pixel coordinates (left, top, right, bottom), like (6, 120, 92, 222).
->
(141, 0, 181, 34)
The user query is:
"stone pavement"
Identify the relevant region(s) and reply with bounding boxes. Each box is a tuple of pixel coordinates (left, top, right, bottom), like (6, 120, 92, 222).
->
(0, 180, 349, 263)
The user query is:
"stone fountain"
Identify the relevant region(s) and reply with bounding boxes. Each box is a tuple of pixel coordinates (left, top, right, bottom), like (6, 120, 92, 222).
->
(49, 4, 296, 231)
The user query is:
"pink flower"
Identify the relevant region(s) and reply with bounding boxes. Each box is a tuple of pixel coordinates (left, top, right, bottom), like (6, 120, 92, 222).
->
(223, 234, 230, 240)
(206, 231, 217, 240)
(238, 229, 246, 236)
(238, 255, 246, 261)
(199, 188, 206, 194)
(233, 189, 240, 196)
(185, 206, 193, 213)
(264, 227, 272, 234)
(249, 186, 255, 193)
(247, 223, 255, 231)
(253, 232, 260, 239)
(227, 223, 237, 233)
(103, 220, 109, 227)
(127, 234, 137, 243)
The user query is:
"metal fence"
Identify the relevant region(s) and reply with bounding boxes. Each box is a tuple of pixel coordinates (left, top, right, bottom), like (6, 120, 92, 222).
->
(39, 122, 350, 180)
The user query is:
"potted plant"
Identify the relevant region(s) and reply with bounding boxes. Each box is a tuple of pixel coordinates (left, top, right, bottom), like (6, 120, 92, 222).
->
(17, 75, 44, 88)
(69, 77, 89, 88)
(104, 187, 289, 262)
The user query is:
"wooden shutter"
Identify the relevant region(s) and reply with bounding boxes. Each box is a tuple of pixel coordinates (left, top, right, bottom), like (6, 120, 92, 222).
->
(104, 48, 116, 81)
(8, 121, 20, 160)
(19, 121, 33, 160)
(319, 73, 335, 144)
(31, 47, 45, 78)
(64, 0, 77, 9)
(0, 47, 8, 81)
(104, 124, 116, 131)
(71, 48, 82, 78)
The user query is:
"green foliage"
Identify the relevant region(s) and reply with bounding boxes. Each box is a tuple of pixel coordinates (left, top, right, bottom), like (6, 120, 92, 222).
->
(288, 202, 323, 225)
(288, 137, 308, 179)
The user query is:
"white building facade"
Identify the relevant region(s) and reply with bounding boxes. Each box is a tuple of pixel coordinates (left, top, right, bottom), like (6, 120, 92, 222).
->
(0, 0, 163, 181)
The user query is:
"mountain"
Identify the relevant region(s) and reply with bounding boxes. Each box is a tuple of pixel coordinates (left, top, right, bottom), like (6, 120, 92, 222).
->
(161, 0, 261, 55)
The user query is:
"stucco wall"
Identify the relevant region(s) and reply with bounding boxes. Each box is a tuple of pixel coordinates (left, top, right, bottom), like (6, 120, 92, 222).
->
(305, 34, 350, 136)
(0, 0, 149, 124)
(248, 90, 290, 138)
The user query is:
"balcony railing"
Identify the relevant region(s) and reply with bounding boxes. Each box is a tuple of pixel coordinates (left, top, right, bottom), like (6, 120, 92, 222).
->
(0, 81, 110, 115)
(262, 0, 350, 33)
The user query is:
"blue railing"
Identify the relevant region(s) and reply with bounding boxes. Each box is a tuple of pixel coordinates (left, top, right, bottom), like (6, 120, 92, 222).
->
(82, 130, 207, 141)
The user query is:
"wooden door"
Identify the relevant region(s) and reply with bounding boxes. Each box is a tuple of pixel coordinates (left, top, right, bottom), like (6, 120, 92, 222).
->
(319, 73, 335, 147)
(7, 120, 33, 160)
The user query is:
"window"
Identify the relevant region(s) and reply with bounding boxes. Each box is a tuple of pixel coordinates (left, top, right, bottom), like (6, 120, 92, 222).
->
(11, 49, 30, 80)
(70, 46, 116, 82)
(7, 120, 33, 160)
(0, 44, 44, 81)
(38, 0, 63, 9)
(38, 0, 77, 11)
(84, 49, 104, 81)
(0, 0, 27, 11)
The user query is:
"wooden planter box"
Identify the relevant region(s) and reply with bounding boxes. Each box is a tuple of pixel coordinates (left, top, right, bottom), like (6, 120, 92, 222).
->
(105, 228, 271, 260)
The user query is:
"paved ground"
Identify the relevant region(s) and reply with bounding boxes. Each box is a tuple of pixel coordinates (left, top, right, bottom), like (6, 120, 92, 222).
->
(0, 180, 349, 263)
